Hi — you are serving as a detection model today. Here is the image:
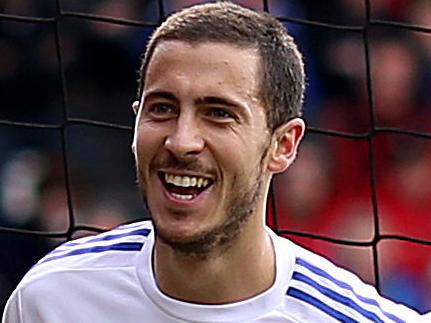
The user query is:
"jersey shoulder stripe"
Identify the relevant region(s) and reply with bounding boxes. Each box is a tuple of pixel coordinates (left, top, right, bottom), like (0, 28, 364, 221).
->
(291, 270, 387, 323)
(295, 258, 403, 323)
(287, 287, 359, 323)
(40, 241, 144, 264)
(50, 228, 151, 253)
(36, 221, 152, 266)
(287, 249, 408, 323)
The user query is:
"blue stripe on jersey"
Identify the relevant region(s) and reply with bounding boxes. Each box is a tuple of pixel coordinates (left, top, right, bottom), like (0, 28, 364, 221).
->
(296, 258, 404, 323)
(40, 242, 144, 264)
(55, 228, 151, 251)
(293, 272, 385, 323)
(287, 287, 358, 323)
(116, 222, 150, 230)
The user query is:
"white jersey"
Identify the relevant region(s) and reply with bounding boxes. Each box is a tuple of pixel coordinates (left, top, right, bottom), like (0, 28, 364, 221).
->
(2, 221, 424, 323)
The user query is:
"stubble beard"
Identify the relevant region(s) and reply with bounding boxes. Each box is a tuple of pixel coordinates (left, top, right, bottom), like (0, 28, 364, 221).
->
(136, 164, 265, 259)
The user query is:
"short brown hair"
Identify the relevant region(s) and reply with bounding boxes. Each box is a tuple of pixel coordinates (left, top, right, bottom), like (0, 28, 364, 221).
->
(138, 1, 305, 132)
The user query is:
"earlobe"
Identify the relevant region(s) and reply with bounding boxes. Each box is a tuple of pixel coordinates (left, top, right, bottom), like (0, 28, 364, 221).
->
(267, 118, 305, 174)
(132, 101, 140, 115)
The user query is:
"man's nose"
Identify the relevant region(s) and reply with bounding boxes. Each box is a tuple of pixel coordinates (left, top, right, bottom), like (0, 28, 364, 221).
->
(164, 114, 205, 157)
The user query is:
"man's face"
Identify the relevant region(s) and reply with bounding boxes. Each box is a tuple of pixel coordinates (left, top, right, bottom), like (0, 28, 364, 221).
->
(133, 41, 272, 255)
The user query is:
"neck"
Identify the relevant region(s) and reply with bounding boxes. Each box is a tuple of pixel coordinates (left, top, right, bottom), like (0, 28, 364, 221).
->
(153, 220, 275, 304)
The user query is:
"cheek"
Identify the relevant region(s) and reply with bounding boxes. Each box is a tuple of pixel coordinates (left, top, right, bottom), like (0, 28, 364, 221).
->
(219, 143, 260, 179)
(214, 129, 266, 165)
(134, 127, 163, 165)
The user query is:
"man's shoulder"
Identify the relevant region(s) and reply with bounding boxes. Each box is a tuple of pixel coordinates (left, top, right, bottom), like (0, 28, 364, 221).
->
(22, 220, 154, 283)
(275, 236, 421, 322)
(274, 234, 376, 296)
(3, 221, 155, 323)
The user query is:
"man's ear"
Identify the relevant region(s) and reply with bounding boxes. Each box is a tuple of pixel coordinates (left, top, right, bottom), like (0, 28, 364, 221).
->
(267, 118, 305, 174)
(131, 101, 140, 155)
(132, 101, 140, 115)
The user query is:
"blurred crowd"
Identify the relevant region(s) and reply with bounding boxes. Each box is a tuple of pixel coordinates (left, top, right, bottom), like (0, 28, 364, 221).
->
(1, 0, 431, 313)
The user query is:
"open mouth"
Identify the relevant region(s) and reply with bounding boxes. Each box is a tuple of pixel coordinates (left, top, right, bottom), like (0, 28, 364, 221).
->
(158, 172, 214, 201)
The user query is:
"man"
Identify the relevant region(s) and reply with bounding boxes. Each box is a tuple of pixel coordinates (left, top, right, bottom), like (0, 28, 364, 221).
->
(2, 2, 427, 322)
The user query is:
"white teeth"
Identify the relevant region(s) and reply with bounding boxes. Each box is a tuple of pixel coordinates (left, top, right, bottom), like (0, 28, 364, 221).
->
(164, 173, 211, 188)
(171, 193, 193, 201)
(197, 178, 203, 188)
(182, 176, 190, 187)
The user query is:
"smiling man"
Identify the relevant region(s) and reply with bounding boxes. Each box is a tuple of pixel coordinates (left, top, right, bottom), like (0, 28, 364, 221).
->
(2, 2, 426, 323)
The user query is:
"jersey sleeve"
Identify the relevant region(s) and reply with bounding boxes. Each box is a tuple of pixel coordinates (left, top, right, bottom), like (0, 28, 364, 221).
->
(289, 243, 423, 322)
(421, 311, 431, 322)
(2, 290, 23, 323)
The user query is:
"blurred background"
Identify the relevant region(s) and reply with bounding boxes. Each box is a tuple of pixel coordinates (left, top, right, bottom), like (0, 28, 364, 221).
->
(1, 0, 430, 314)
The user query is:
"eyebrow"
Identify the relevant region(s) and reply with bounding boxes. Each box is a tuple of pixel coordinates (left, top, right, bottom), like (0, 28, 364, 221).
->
(195, 96, 239, 108)
(196, 96, 251, 118)
(143, 90, 179, 103)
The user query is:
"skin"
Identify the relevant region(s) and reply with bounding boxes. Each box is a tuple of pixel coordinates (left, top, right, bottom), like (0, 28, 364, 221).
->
(132, 41, 305, 304)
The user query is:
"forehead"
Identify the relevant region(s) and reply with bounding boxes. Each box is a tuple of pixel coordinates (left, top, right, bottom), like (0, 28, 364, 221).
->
(143, 40, 262, 99)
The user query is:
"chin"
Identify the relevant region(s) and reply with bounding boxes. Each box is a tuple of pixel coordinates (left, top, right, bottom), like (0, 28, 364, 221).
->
(153, 210, 246, 257)
(154, 216, 211, 243)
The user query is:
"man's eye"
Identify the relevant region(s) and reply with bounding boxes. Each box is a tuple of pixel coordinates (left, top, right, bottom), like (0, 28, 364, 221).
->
(148, 103, 175, 115)
(207, 108, 234, 120)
